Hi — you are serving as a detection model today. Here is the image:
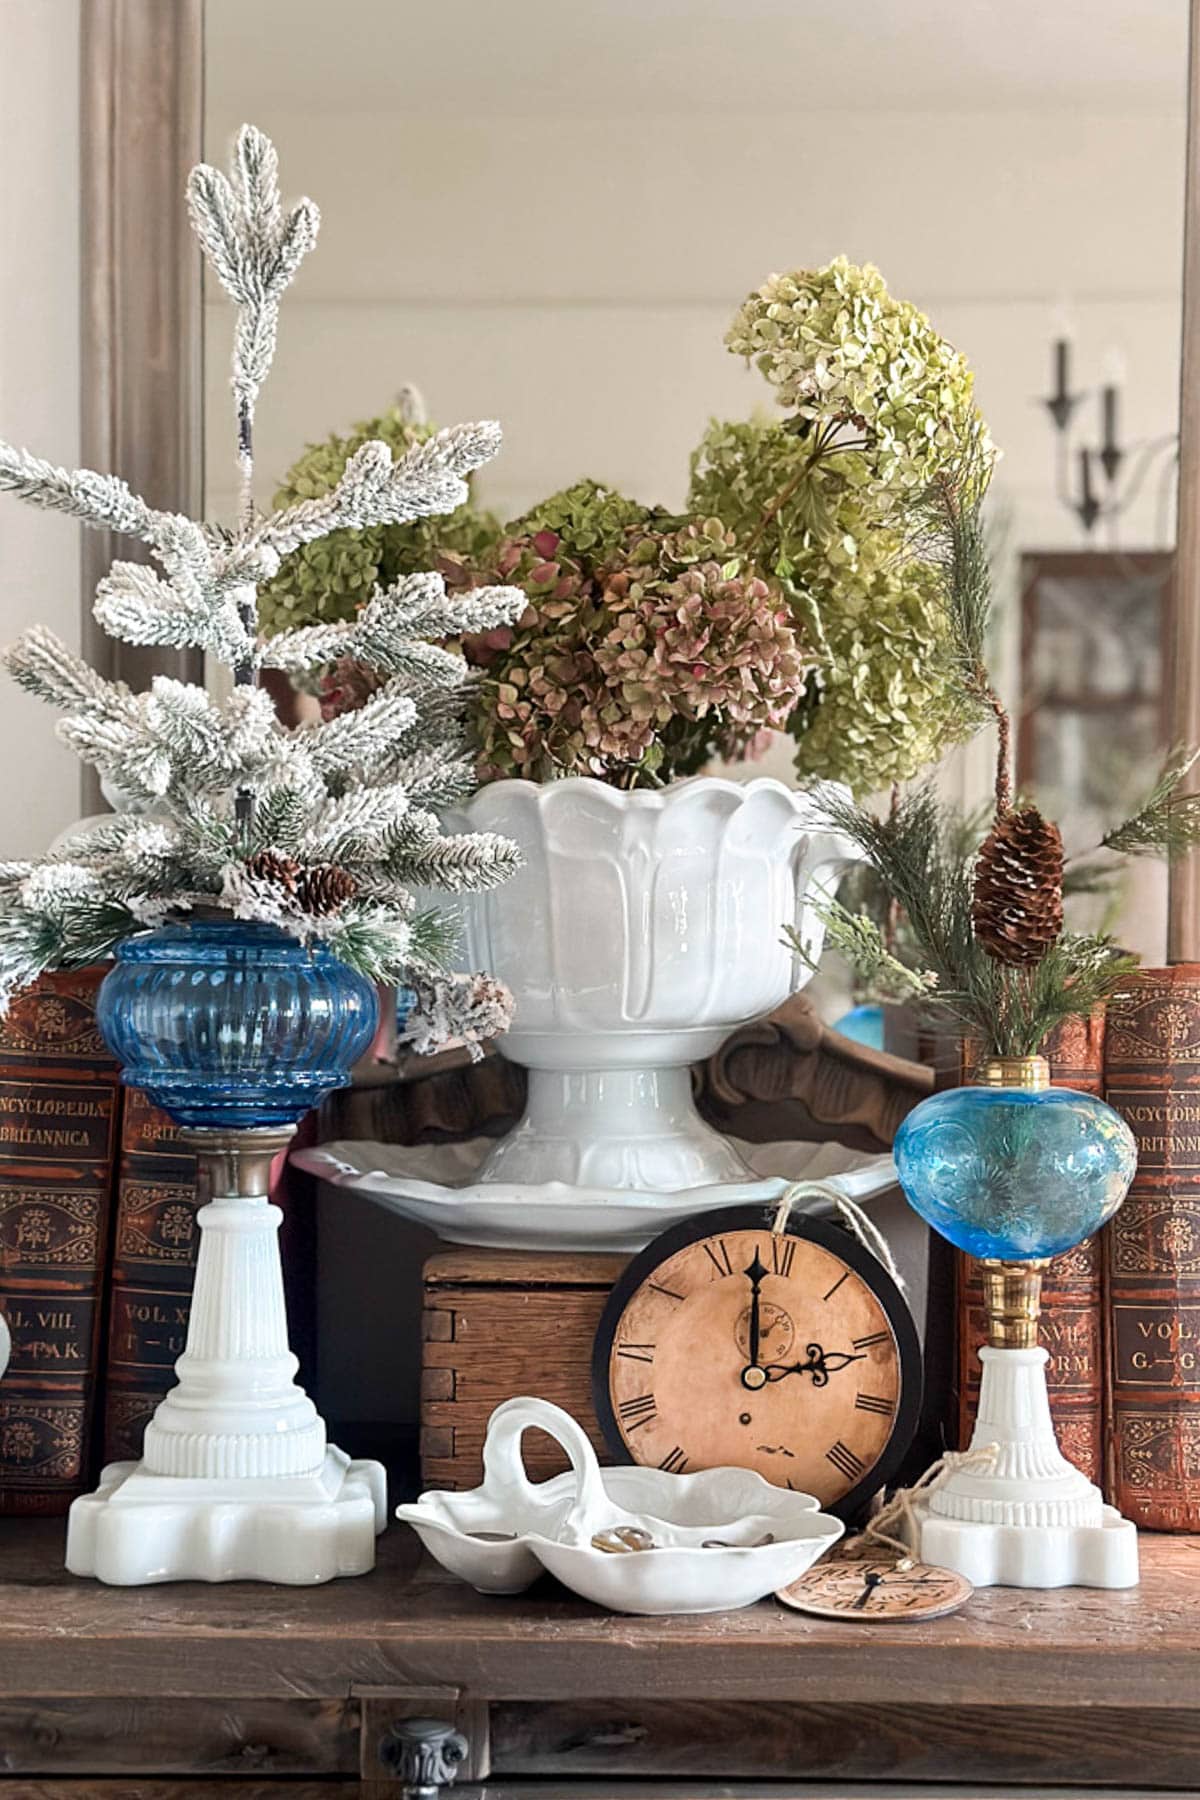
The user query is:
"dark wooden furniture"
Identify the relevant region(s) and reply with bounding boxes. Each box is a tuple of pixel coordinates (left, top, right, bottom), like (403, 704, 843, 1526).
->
(0, 1518, 1196, 1795)
(320, 994, 934, 1158)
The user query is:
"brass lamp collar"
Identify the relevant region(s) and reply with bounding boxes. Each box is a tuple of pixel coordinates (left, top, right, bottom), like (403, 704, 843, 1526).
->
(978, 1055, 1050, 1092)
(178, 1125, 297, 1200)
(979, 1259, 1048, 1348)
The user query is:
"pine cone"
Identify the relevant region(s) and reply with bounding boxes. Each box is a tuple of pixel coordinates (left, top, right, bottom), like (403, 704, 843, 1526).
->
(972, 807, 1064, 966)
(296, 863, 358, 916)
(244, 849, 301, 895)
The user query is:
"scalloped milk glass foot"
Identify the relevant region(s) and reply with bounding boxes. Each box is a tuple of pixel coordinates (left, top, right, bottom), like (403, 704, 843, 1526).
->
(67, 923, 383, 1585)
(895, 1055, 1139, 1590)
(444, 776, 857, 1194)
(913, 1343, 1138, 1589)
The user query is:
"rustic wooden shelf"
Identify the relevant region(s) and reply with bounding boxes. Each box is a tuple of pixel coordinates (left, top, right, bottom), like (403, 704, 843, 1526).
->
(0, 1519, 1198, 1792)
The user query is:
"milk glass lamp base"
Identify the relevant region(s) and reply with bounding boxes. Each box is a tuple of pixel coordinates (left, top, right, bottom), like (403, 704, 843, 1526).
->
(915, 1345, 1139, 1590)
(66, 1126, 386, 1585)
(65, 1447, 386, 1586)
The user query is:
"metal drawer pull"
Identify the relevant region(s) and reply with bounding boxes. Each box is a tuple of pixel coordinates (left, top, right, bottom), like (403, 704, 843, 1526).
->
(379, 1717, 469, 1798)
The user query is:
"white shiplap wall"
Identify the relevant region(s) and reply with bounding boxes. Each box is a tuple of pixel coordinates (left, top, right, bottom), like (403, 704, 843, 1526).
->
(202, 108, 1185, 553)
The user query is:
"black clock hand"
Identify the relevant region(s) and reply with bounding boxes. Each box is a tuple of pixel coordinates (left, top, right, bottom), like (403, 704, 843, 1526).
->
(763, 1343, 867, 1387)
(741, 1251, 769, 1390)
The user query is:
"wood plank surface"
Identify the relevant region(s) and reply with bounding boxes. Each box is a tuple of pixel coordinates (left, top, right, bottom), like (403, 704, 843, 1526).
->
(0, 1696, 357, 1776)
(489, 1698, 1200, 1788)
(425, 1250, 628, 1288)
(9, 1789, 1198, 1800)
(12, 1786, 354, 1799)
(0, 1520, 1195, 1712)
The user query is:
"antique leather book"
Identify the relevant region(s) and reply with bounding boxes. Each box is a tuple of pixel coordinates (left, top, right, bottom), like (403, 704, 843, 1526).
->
(0, 969, 122, 1514)
(100, 1086, 199, 1463)
(1104, 967, 1200, 1529)
(955, 1010, 1106, 1482)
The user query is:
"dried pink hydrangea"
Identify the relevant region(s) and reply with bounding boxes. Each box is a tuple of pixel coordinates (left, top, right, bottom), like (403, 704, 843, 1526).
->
(466, 516, 810, 786)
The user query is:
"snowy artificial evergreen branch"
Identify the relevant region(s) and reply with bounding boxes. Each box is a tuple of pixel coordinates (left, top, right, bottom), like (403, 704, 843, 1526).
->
(248, 428, 505, 559)
(187, 124, 320, 424)
(260, 571, 526, 679)
(0, 125, 523, 1039)
(0, 443, 156, 537)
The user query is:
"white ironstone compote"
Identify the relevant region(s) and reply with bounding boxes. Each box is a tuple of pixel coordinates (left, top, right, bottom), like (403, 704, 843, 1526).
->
(445, 775, 856, 1193)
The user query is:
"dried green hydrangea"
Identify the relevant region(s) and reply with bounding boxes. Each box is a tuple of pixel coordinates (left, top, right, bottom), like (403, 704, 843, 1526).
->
(692, 258, 993, 792)
(464, 495, 809, 786)
(690, 417, 966, 790)
(258, 394, 501, 635)
(726, 257, 984, 498)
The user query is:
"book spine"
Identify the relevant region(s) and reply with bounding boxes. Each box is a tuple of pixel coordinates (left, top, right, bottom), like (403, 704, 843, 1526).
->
(1103, 966, 1200, 1529)
(101, 1086, 199, 1464)
(0, 969, 121, 1515)
(955, 1010, 1106, 1482)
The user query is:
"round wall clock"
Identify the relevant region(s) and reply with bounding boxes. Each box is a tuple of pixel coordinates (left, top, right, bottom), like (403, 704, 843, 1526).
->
(592, 1205, 922, 1519)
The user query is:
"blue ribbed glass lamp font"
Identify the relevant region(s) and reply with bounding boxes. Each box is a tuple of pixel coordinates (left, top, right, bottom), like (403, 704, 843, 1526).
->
(893, 1079, 1136, 1261)
(97, 920, 381, 1130)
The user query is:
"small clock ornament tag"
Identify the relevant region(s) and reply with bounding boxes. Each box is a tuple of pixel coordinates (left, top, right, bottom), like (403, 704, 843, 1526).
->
(778, 1540, 974, 1622)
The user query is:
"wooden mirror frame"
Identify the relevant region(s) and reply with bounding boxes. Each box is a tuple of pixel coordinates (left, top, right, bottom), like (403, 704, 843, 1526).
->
(1171, 0, 1200, 959)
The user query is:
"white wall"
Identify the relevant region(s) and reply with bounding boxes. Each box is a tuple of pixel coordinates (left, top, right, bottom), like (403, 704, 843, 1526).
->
(0, 0, 81, 857)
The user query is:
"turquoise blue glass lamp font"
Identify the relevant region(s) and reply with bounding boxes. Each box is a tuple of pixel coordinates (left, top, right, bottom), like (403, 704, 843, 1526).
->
(893, 1054, 1136, 1263)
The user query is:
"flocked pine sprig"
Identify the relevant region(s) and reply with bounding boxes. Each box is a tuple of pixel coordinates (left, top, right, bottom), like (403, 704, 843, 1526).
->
(186, 124, 320, 437)
(0, 125, 525, 1038)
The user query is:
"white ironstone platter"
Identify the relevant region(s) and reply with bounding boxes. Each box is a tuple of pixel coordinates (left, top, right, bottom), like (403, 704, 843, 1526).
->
(291, 1137, 898, 1251)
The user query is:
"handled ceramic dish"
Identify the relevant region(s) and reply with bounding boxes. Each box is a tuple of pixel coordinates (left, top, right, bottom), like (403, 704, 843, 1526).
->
(396, 1397, 844, 1615)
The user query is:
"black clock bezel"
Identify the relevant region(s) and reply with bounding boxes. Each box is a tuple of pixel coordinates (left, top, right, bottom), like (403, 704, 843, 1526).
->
(591, 1201, 923, 1522)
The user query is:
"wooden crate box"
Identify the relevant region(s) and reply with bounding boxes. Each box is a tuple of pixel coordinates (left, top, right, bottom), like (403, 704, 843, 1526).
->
(421, 1248, 629, 1490)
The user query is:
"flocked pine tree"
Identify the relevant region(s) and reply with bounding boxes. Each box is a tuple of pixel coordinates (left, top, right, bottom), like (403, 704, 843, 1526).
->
(0, 126, 526, 1050)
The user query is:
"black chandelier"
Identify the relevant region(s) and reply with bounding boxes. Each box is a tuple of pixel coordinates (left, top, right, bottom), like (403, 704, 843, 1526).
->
(1043, 337, 1177, 536)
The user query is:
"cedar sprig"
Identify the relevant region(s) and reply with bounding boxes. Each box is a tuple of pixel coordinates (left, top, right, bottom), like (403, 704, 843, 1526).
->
(788, 900, 938, 1004)
(1098, 744, 1200, 860)
(899, 422, 1011, 811)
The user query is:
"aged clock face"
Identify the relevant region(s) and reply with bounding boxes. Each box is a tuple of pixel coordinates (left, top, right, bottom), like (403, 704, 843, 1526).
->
(593, 1207, 921, 1517)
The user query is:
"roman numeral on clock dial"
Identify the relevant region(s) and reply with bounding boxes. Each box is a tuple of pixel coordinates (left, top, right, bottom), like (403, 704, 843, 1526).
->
(826, 1439, 866, 1482)
(770, 1235, 796, 1278)
(616, 1341, 655, 1363)
(617, 1392, 658, 1431)
(855, 1392, 895, 1417)
(658, 1445, 689, 1472)
(853, 1330, 891, 1351)
(703, 1239, 735, 1278)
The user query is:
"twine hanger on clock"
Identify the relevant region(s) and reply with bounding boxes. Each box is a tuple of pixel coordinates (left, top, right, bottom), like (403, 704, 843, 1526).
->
(770, 1179, 906, 1291)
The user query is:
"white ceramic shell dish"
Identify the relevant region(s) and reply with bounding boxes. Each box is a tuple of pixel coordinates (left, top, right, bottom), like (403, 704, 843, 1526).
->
(396, 1398, 844, 1615)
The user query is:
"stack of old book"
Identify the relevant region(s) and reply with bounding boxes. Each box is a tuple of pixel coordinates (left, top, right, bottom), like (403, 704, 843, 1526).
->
(0, 969, 313, 1514)
(0, 969, 200, 1513)
(956, 971, 1200, 1529)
